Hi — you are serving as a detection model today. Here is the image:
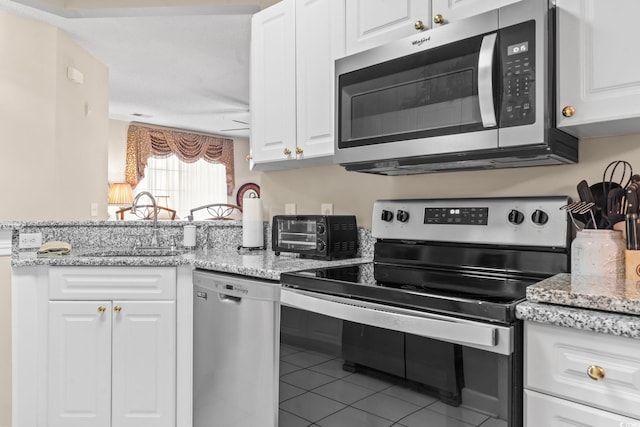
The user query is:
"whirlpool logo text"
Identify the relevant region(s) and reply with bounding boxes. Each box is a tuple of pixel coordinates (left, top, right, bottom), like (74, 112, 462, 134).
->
(411, 36, 431, 46)
(620, 422, 640, 427)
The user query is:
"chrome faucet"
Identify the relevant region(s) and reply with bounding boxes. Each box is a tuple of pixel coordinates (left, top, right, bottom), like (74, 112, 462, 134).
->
(130, 191, 160, 246)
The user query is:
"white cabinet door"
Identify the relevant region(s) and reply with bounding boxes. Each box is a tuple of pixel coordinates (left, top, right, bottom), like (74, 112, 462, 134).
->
(525, 389, 640, 427)
(250, 0, 297, 165)
(431, 0, 521, 25)
(345, 0, 431, 55)
(295, 0, 345, 160)
(48, 301, 112, 427)
(556, 0, 640, 138)
(112, 301, 176, 427)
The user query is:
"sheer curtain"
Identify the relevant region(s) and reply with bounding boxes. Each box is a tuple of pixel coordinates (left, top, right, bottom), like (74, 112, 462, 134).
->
(135, 155, 227, 219)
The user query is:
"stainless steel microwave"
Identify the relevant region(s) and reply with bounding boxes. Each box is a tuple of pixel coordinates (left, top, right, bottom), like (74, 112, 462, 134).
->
(334, 0, 578, 175)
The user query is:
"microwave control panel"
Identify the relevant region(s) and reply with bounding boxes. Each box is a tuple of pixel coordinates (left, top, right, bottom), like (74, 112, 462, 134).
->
(499, 20, 536, 128)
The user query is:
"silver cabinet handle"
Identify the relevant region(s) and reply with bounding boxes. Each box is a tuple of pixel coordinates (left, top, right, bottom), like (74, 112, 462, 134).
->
(478, 33, 498, 128)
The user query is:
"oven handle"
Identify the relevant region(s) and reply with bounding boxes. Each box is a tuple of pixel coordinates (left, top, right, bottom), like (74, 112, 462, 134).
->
(281, 288, 512, 355)
(478, 33, 498, 128)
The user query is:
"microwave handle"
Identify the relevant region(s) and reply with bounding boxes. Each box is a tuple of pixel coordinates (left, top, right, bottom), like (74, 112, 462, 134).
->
(478, 33, 498, 128)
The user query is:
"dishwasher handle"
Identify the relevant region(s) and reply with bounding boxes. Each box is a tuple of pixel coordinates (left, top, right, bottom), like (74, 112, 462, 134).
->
(219, 294, 242, 304)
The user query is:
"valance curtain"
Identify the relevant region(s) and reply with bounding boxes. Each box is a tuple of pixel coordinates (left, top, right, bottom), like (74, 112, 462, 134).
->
(125, 124, 235, 195)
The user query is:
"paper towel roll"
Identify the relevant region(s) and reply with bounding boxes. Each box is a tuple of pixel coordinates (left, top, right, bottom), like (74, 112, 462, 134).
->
(242, 197, 264, 248)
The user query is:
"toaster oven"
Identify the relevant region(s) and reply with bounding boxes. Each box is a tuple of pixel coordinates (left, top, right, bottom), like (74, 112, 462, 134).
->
(272, 215, 358, 260)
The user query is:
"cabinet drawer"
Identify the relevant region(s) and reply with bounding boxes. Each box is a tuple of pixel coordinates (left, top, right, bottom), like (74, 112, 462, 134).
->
(525, 321, 640, 419)
(525, 389, 640, 426)
(49, 267, 176, 300)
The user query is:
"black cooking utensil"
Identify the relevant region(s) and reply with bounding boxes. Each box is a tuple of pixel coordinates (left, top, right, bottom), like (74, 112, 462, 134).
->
(577, 179, 594, 203)
(589, 182, 621, 228)
(606, 187, 626, 227)
(602, 160, 633, 197)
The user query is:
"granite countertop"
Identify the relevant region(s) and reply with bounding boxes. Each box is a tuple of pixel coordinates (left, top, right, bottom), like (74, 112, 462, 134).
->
(517, 273, 640, 339)
(525, 273, 640, 315)
(12, 247, 371, 281)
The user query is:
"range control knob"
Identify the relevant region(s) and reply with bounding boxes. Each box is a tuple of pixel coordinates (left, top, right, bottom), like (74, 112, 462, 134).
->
(317, 240, 326, 252)
(396, 210, 410, 223)
(531, 209, 549, 225)
(508, 209, 525, 225)
(381, 210, 394, 222)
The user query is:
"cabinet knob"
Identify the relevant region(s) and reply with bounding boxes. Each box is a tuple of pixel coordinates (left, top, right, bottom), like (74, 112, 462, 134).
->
(414, 20, 425, 31)
(587, 365, 605, 381)
(562, 105, 576, 117)
(246, 155, 252, 161)
(97, 306, 106, 313)
(283, 148, 292, 156)
(433, 14, 445, 25)
(114, 306, 122, 313)
(295, 147, 304, 155)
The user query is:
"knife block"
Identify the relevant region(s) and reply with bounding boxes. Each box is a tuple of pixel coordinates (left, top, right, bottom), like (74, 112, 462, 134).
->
(625, 250, 640, 281)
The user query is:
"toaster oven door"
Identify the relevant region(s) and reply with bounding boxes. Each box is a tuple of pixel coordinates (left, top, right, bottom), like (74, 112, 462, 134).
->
(274, 218, 319, 254)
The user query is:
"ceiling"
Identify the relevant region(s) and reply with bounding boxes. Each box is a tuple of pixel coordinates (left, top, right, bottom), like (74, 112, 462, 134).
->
(0, 0, 276, 138)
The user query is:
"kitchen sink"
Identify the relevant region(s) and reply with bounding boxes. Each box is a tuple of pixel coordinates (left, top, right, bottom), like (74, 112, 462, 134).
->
(79, 247, 186, 257)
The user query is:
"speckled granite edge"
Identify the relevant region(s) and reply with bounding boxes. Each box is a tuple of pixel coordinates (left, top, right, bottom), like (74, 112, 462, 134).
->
(517, 301, 640, 340)
(527, 273, 640, 316)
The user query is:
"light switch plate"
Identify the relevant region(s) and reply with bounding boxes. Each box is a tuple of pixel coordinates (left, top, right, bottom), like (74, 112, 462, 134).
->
(321, 203, 333, 215)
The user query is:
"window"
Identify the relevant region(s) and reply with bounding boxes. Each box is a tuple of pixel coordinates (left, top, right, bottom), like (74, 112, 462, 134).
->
(135, 155, 227, 219)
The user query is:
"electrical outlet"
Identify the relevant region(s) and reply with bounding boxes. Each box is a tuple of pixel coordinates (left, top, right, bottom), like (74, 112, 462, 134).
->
(91, 202, 98, 217)
(321, 203, 334, 215)
(285, 203, 297, 215)
(19, 232, 42, 249)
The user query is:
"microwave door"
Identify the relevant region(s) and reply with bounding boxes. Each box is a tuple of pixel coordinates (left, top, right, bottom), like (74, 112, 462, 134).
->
(478, 33, 498, 128)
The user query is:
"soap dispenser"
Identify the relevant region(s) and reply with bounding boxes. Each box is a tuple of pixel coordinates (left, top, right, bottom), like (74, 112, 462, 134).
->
(183, 215, 196, 249)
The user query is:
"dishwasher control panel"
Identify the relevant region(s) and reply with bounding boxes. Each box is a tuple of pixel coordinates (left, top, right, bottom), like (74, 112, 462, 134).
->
(192, 270, 281, 302)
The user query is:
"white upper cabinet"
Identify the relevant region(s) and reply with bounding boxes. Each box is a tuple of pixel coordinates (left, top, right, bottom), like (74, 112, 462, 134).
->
(295, 0, 345, 160)
(250, 0, 345, 170)
(431, 0, 521, 26)
(250, 0, 297, 165)
(556, 0, 640, 138)
(345, 0, 431, 55)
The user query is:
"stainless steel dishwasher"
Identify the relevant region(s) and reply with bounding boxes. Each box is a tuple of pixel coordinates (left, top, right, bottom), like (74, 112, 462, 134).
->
(192, 269, 280, 427)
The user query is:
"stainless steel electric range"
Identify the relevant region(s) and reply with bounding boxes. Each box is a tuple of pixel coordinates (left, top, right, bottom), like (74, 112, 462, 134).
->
(280, 196, 571, 427)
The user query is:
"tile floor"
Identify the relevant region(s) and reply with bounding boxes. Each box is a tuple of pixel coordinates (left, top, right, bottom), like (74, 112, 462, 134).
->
(279, 344, 507, 427)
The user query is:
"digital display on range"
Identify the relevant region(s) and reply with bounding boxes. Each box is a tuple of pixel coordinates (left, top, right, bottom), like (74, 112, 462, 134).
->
(424, 207, 489, 225)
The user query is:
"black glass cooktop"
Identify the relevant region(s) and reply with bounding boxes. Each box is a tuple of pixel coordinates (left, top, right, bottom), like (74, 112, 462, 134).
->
(280, 262, 541, 324)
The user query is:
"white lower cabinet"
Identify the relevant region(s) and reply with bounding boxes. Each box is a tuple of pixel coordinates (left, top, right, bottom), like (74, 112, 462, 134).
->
(525, 389, 640, 426)
(524, 321, 640, 426)
(48, 300, 176, 427)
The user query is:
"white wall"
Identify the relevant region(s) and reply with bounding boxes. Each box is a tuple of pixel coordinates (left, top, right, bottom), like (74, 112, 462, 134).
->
(0, 10, 110, 426)
(0, 12, 109, 222)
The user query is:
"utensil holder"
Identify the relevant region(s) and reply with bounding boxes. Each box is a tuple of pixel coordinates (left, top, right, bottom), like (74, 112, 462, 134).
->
(571, 230, 625, 281)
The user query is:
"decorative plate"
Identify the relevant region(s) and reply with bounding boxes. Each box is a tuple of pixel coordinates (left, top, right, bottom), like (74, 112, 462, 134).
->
(236, 182, 260, 208)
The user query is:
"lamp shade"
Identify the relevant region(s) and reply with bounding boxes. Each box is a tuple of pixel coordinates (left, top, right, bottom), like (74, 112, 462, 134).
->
(108, 182, 133, 205)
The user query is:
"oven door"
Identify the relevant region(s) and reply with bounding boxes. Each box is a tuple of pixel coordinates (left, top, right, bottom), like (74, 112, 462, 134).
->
(280, 287, 520, 427)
